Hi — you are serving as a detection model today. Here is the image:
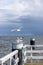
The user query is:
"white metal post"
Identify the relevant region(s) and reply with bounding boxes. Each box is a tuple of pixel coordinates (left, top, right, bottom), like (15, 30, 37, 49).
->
(15, 53, 18, 65)
(10, 57, 12, 65)
(2, 63, 3, 65)
(0, 61, 3, 65)
(31, 46, 32, 63)
(15, 53, 18, 59)
(22, 47, 26, 65)
(22, 47, 24, 65)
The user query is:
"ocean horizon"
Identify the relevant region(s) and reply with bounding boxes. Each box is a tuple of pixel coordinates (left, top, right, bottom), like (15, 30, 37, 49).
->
(0, 21, 43, 36)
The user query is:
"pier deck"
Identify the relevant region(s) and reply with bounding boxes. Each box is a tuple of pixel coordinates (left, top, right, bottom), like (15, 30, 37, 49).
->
(24, 62, 43, 65)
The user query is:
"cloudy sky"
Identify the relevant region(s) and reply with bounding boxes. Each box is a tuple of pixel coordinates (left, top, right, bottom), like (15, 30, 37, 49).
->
(0, 0, 43, 35)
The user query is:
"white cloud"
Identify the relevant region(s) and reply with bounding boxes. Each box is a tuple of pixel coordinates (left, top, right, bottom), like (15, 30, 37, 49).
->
(0, 0, 43, 23)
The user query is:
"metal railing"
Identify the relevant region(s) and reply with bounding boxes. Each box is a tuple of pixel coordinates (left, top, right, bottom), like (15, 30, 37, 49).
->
(0, 50, 19, 65)
(0, 45, 43, 65)
(23, 45, 43, 63)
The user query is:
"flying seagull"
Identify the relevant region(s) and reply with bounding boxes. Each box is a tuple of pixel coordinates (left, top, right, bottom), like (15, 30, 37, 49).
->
(11, 26, 23, 32)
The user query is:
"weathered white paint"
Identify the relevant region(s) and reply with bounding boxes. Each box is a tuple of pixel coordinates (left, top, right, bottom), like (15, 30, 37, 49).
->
(0, 50, 19, 65)
(23, 45, 43, 63)
(26, 50, 43, 53)
(0, 44, 43, 65)
(27, 56, 43, 59)
(26, 45, 43, 47)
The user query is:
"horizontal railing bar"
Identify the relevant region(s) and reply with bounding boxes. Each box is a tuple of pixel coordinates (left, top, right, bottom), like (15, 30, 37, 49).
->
(23, 45, 43, 48)
(32, 56, 43, 59)
(26, 45, 43, 47)
(27, 56, 43, 59)
(0, 50, 18, 63)
(26, 50, 43, 53)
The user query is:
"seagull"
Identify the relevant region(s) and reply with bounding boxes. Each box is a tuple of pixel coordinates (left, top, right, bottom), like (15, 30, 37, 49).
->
(17, 29, 21, 31)
(11, 26, 23, 32)
(11, 29, 16, 32)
